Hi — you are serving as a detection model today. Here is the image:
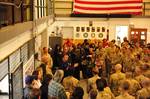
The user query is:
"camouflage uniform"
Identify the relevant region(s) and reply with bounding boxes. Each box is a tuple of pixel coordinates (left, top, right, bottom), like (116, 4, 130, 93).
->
(116, 94, 135, 99)
(126, 79, 141, 96)
(97, 90, 114, 99)
(136, 87, 150, 99)
(110, 72, 126, 96)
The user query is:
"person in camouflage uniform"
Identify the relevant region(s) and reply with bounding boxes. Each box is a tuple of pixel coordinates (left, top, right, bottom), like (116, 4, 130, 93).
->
(116, 80, 135, 99)
(125, 72, 141, 96)
(96, 79, 115, 99)
(136, 78, 150, 99)
(110, 64, 126, 96)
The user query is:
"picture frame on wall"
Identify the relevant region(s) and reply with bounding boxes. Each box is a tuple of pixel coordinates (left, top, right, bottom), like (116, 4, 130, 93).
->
(102, 27, 105, 32)
(97, 27, 100, 32)
(81, 27, 85, 32)
(76, 27, 80, 32)
(92, 27, 95, 32)
(86, 27, 90, 32)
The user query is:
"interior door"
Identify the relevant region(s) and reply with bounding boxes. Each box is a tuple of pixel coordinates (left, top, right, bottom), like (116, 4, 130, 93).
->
(130, 28, 147, 47)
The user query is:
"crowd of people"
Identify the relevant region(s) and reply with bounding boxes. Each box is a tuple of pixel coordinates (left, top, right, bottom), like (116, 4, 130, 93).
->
(23, 37, 150, 99)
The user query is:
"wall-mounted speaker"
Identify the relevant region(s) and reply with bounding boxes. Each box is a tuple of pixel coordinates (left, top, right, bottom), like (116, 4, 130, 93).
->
(89, 21, 93, 26)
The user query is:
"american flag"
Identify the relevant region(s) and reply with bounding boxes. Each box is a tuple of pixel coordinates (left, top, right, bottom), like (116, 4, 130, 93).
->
(73, 0, 143, 15)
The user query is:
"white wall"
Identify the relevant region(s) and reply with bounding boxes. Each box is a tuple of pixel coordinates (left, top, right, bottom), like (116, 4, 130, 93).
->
(48, 17, 150, 43)
(48, 19, 109, 39)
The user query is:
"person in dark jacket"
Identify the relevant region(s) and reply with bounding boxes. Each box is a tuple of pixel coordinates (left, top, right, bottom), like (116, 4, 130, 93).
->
(40, 74, 52, 99)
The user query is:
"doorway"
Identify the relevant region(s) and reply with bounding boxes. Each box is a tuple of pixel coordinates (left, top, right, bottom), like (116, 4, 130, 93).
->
(129, 28, 147, 47)
(116, 26, 128, 45)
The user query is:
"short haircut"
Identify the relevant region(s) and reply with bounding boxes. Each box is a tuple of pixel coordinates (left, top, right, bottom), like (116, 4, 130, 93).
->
(89, 89, 98, 99)
(71, 87, 84, 99)
(121, 81, 130, 91)
(96, 79, 105, 91)
(100, 78, 108, 88)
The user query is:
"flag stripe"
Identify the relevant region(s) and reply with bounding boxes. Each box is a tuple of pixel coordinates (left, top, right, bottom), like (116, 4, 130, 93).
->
(75, 0, 142, 5)
(75, 3, 142, 8)
(74, 11, 142, 15)
(74, 5, 142, 10)
(74, 8, 142, 13)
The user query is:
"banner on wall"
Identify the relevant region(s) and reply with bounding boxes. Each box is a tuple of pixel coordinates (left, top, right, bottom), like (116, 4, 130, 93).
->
(23, 55, 34, 87)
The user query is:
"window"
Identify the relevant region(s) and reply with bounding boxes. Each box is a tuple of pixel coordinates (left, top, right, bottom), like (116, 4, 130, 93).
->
(116, 26, 128, 43)
(23, 0, 33, 21)
(35, 0, 53, 19)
